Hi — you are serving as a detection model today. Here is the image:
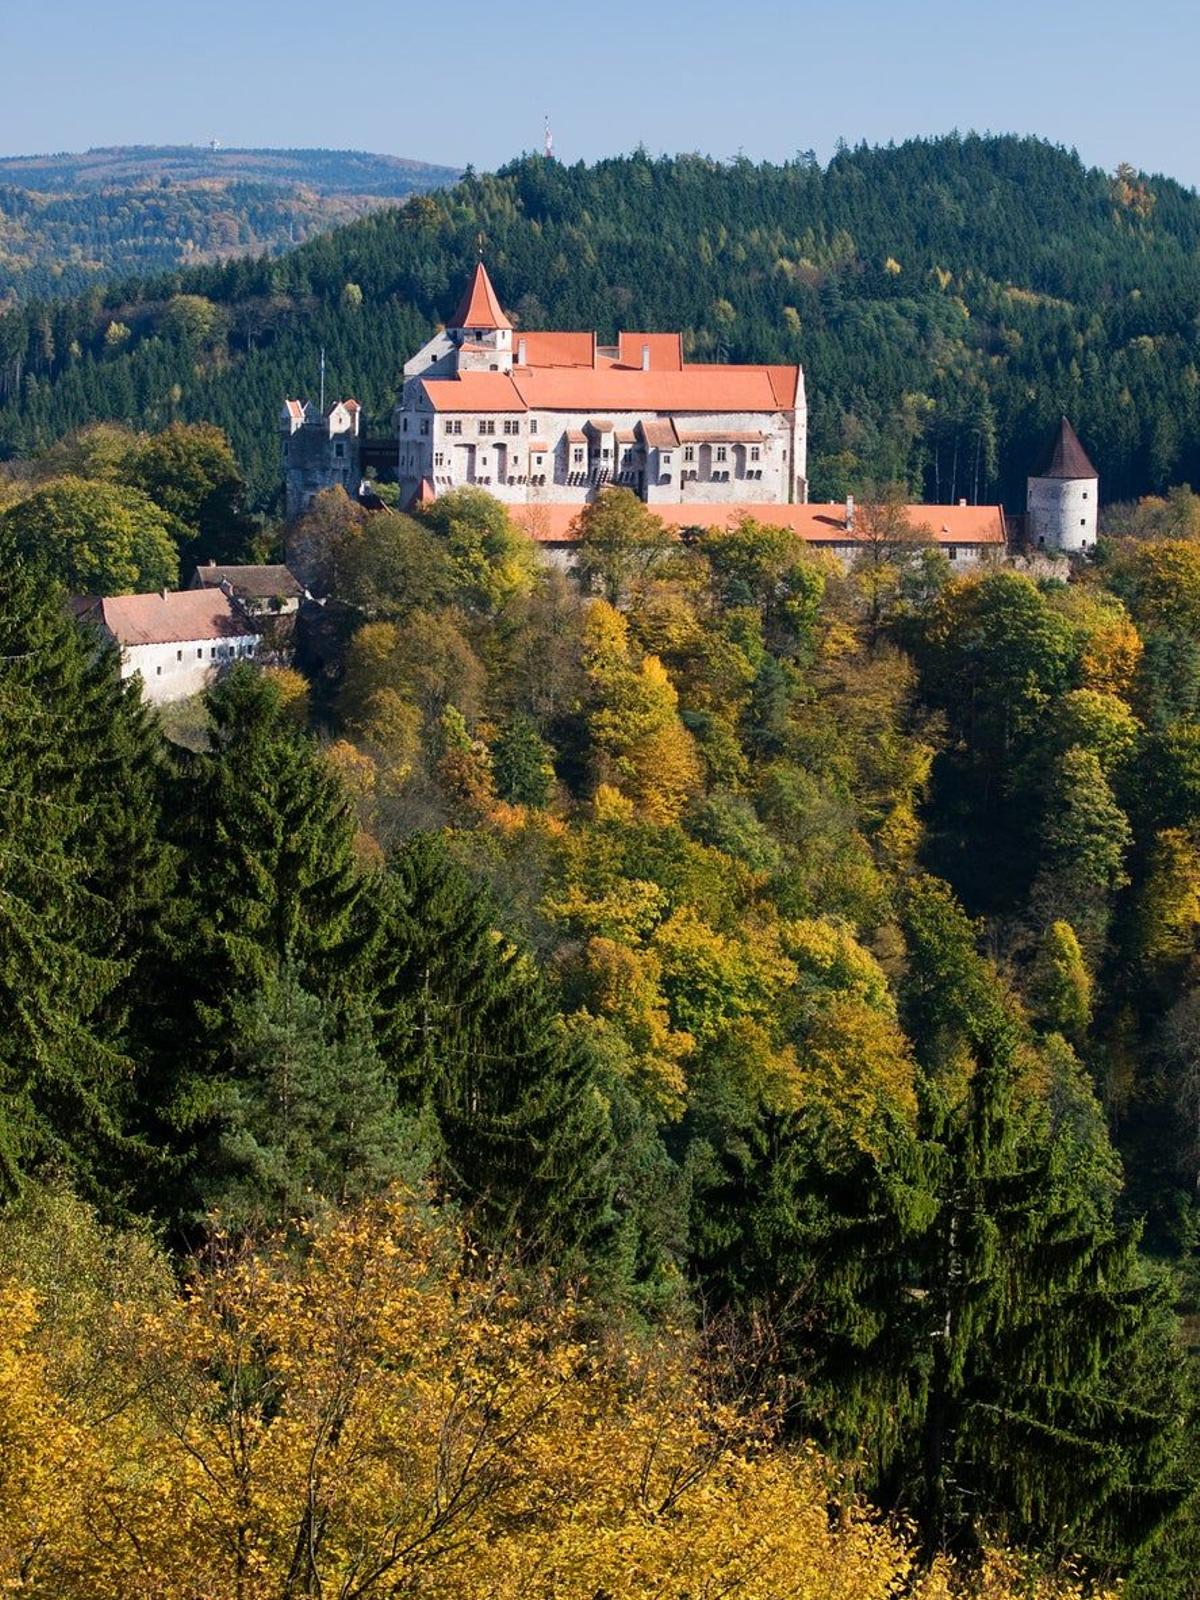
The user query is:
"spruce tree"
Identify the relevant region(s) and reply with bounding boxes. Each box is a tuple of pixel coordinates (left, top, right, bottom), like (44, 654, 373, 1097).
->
(150, 666, 378, 1216)
(374, 832, 615, 1266)
(0, 545, 149, 1197)
(196, 964, 428, 1230)
(898, 875, 1184, 1567)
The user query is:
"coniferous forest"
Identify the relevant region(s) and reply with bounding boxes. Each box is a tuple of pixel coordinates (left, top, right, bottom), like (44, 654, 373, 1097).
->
(5, 135, 1200, 1597)
(2, 135, 1200, 509)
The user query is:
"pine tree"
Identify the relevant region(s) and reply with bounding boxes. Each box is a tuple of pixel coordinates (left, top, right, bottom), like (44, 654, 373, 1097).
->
(373, 832, 615, 1266)
(149, 666, 378, 1216)
(0, 545, 144, 1197)
(898, 875, 1183, 1567)
(491, 713, 555, 807)
(196, 964, 428, 1230)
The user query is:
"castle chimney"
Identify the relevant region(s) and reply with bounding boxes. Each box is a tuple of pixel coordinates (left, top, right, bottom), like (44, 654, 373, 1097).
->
(517, 337, 527, 365)
(641, 343, 651, 371)
(845, 494, 855, 531)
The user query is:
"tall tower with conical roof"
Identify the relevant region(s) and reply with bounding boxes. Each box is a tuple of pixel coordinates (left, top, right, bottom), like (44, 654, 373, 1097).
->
(1026, 417, 1099, 553)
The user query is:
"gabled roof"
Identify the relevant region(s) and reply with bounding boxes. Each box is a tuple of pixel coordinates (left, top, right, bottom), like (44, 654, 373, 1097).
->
(1036, 417, 1098, 480)
(639, 419, 680, 450)
(192, 564, 304, 600)
(517, 331, 595, 367)
(423, 372, 526, 412)
(86, 589, 256, 646)
(616, 332, 684, 371)
(449, 262, 512, 331)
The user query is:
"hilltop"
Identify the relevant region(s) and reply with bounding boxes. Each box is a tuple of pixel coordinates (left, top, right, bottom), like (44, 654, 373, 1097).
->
(2, 134, 1199, 507)
(0, 144, 459, 304)
(0, 144, 457, 194)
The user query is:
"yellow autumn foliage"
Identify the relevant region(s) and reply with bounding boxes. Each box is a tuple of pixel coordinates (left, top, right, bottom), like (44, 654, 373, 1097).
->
(0, 1190, 1113, 1600)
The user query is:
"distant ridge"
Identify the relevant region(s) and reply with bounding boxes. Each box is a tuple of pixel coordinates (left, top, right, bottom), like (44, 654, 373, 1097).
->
(0, 144, 459, 196)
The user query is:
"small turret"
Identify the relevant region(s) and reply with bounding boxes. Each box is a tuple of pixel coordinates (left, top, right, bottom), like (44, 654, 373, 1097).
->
(1027, 417, 1098, 554)
(446, 261, 514, 373)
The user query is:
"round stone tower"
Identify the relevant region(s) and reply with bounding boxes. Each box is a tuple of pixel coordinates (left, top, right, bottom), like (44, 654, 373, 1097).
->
(1026, 417, 1099, 553)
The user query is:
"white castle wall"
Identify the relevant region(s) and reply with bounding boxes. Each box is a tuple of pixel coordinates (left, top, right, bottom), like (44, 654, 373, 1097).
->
(398, 403, 805, 507)
(1027, 475, 1097, 553)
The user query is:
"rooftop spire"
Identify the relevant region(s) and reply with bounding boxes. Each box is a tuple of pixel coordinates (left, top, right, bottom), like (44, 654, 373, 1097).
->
(1036, 416, 1098, 480)
(449, 261, 512, 332)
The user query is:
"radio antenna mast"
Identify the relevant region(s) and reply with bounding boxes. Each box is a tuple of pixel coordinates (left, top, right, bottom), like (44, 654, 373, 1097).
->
(544, 114, 554, 161)
(319, 347, 326, 413)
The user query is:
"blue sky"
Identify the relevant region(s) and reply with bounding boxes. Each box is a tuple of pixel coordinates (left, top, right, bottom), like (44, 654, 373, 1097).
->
(2, 0, 1198, 187)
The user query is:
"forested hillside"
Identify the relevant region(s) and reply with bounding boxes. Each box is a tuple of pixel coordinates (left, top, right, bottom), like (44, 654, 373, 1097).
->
(0, 144, 458, 304)
(6, 441, 1200, 1590)
(2, 134, 1200, 509)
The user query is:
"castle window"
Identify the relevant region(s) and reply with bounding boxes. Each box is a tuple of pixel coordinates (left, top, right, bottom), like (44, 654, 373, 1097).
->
(334, 442, 344, 459)
(420, 419, 429, 435)
(683, 446, 694, 462)
(1082, 491, 1088, 499)
(177, 650, 183, 661)
(434, 452, 445, 467)
(715, 445, 727, 463)
(479, 420, 495, 435)
(572, 448, 584, 465)
(446, 419, 462, 435)
(402, 417, 408, 433)
(503, 419, 520, 435)
(948, 546, 958, 561)
(750, 446, 760, 462)
(197, 648, 203, 659)
(1080, 518, 1087, 526)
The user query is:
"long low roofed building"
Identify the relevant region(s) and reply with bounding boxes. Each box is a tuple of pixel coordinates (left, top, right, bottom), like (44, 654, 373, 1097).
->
(510, 497, 1008, 567)
(75, 589, 263, 703)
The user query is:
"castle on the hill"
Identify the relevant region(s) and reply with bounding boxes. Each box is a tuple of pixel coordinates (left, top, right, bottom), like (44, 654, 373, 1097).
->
(280, 265, 1100, 565)
(283, 261, 805, 518)
(393, 262, 806, 509)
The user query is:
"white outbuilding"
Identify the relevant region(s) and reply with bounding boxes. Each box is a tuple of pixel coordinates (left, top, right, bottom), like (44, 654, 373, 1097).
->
(77, 588, 261, 704)
(1026, 417, 1099, 554)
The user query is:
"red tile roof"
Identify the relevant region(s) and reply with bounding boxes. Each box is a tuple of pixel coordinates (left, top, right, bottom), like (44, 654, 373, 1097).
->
(616, 332, 684, 370)
(511, 501, 1007, 548)
(517, 331, 596, 367)
(423, 373, 526, 412)
(639, 419, 679, 449)
(450, 262, 512, 331)
(518, 365, 793, 412)
(89, 589, 255, 646)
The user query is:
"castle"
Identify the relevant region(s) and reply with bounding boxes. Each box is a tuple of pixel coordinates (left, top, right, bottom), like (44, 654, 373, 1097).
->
(280, 266, 1099, 565)
(392, 262, 806, 510)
